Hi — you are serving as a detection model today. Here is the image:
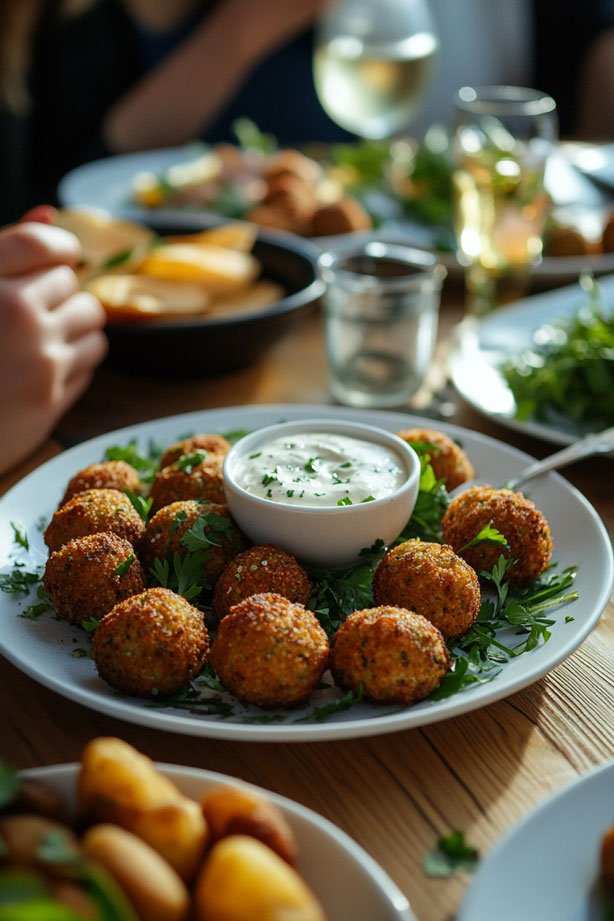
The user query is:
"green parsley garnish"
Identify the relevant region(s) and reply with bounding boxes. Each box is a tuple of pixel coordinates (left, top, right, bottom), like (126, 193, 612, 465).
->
(501, 274, 614, 430)
(175, 450, 207, 474)
(10, 522, 29, 550)
(424, 830, 480, 877)
(114, 554, 135, 577)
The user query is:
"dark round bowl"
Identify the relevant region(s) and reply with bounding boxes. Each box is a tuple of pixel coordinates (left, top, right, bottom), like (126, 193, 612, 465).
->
(103, 224, 324, 378)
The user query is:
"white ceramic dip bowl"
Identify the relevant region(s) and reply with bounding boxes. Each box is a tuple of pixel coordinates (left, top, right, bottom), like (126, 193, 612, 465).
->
(223, 419, 421, 569)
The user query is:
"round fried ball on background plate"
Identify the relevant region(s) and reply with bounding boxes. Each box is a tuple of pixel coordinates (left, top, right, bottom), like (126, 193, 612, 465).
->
(210, 592, 329, 708)
(44, 488, 145, 552)
(442, 485, 553, 586)
(43, 532, 146, 625)
(372, 538, 481, 639)
(331, 606, 451, 704)
(149, 457, 225, 512)
(395, 427, 475, 491)
(158, 434, 231, 470)
(140, 499, 247, 584)
(212, 545, 312, 621)
(92, 587, 209, 697)
(60, 460, 142, 506)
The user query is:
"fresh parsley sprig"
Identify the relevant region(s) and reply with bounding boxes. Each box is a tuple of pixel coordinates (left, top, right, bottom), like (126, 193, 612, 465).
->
(432, 557, 578, 700)
(424, 830, 480, 877)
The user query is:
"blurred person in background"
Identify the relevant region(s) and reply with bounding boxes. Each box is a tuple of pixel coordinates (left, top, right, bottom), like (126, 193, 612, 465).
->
(1, 0, 613, 227)
(409, 0, 614, 139)
(0, 208, 107, 475)
(0, 0, 340, 224)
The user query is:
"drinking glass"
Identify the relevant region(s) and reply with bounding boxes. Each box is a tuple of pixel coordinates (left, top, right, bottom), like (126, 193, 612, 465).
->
(318, 241, 446, 409)
(452, 86, 558, 316)
(313, 0, 439, 140)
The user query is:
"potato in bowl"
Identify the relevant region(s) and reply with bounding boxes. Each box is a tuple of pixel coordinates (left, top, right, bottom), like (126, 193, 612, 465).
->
(2, 737, 413, 921)
(54, 208, 324, 377)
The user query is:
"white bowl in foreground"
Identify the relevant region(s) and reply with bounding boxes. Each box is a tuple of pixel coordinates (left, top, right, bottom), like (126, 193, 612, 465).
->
(21, 763, 415, 921)
(223, 419, 420, 569)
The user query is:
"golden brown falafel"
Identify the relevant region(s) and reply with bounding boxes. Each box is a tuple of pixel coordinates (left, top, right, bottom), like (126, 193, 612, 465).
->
(91, 587, 209, 697)
(441, 486, 553, 586)
(330, 606, 451, 704)
(372, 539, 481, 639)
(396, 428, 475, 491)
(43, 531, 146, 626)
(211, 545, 312, 622)
(149, 458, 226, 513)
(140, 499, 247, 585)
(60, 460, 142, 506)
(44, 488, 145, 553)
(158, 434, 231, 470)
(210, 592, 329, 708)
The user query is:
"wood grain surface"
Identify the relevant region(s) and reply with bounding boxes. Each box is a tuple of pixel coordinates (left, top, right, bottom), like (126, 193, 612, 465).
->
(1, 278, 612, 921)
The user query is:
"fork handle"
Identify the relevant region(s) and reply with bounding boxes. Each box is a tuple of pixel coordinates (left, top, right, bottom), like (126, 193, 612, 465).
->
(506, 425, 614, 490)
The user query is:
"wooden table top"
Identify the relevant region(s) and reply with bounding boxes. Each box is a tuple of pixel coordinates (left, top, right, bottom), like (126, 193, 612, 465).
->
(1, 278, 612, 921)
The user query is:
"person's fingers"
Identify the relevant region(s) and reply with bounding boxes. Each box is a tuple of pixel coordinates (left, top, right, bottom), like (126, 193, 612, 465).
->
(0, 222, 81, 276)
(17, 264, 81, 312)
(50, 332, 108, 418)
(62, 328, 109, 380)
(55, 369, 99, 418)
(19, 205, 58, 225)
(51, 290, 107, 342)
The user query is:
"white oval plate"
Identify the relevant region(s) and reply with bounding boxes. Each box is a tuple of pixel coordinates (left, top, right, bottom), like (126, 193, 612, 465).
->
(449, 273, 614, 446)
(58, 148, 614, 284)
(458, 760, 614, 921)
(0, 404, 612, 741)
(21, 762, 414, 921)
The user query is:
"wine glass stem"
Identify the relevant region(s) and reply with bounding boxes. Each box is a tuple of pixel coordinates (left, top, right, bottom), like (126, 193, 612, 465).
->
(464, 263, 532, 316)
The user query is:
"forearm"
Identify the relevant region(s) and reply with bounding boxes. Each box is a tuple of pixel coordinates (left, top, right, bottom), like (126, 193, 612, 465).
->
(103, 0, 327, 153)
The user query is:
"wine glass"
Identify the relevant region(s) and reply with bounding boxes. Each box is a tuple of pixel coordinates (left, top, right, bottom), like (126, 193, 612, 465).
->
(313, 0, 439, 140)
(452, 85, 558, 316)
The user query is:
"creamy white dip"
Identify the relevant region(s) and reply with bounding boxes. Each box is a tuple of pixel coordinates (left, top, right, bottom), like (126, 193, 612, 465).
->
(234, 431, 406, 507)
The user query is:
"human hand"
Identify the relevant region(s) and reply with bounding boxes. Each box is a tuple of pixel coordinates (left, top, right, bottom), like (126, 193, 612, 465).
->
(0, 219, 108, 475)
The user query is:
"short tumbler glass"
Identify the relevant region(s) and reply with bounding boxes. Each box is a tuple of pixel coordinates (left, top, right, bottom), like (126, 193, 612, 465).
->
(318, 242, 446, 409)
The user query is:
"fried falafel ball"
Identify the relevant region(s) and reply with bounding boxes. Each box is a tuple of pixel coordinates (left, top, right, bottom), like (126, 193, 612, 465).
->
(372, 539, 481, 639)
(158, 434, 231, 470)
(441, 485, 553, 586)
(212, 545, 312, 622)
(396, 427, 475, 491)
(140, 499, 247, 585)
(60, 460, 142, 506)
(210, 592, 329, 708)
(331, 606, 451, 704)
(43, 532, 146, 626)
(92, 587, 209, 697)
(149, 456, 226, 513)
(44, 488, 145, 553)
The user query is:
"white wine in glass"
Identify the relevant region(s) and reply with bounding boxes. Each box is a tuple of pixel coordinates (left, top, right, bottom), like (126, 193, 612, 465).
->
(313, 0, 439, 139)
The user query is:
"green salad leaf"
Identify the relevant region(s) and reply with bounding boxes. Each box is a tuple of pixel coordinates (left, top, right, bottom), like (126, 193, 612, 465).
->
(501, 274, 614, 429)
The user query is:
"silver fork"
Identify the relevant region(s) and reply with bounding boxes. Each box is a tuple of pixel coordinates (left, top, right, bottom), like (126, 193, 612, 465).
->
(450, 424, 614, 497)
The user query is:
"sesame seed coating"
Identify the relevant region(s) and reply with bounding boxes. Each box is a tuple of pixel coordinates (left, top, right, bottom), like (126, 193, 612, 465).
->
(331, 606, 451, 704)
(59, 460, 142, 506)
(442, 486, 553, 586)
(212, 544, 312, 622)
(92, 587, 209, 697)
(43, 531, 146, 626)
(210, 592, 329, 708)
(44, 488, 145, 552)
(396, 428, 475, 490)
(372, 539, 481, 638)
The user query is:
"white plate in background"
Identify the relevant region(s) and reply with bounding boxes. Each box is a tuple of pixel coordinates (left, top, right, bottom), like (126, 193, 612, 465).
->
(449, 274, 614, 446)
(58, 147, 614, 284)
(458, 760, 614, 921)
